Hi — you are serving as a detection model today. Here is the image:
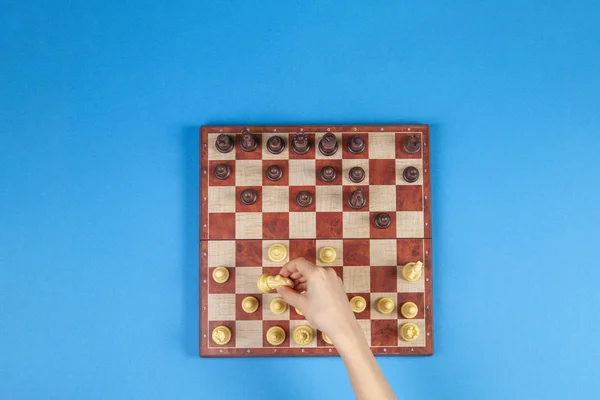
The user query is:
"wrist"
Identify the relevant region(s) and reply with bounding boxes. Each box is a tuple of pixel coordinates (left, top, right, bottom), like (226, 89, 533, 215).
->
(330, 321, 368, 354)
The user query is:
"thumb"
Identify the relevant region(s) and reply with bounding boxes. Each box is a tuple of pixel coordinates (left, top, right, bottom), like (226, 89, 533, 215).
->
(276, 286, 307, 310)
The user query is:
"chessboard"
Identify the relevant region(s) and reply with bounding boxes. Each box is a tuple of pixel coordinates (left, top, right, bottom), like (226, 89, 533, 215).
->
(200, 125, 433, 357)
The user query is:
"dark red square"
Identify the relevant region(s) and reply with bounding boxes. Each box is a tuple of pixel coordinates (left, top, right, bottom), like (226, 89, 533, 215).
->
(368, 159, 396, 185)
(395, 133, 422, 159)
(396, 186, 423, 211)
(262, 160, 289, 186)
(316, 212, 343, 238)
(369, 212, 396, 239)
(289, 240, 316, 263)
(236, 240, 263, 267)
(236, 186, 262, 212)
(397, 292, 425, 319)
(208, 320, 236, 347)
(316, 330, 334, 347)
(262, 212, 290, 239)
(289, 186, 316, 212)
(315, 160, 342, 186)
(208, 267, 235, 294)
(342, 185, 369, 212)
(208, 160, 236, 186)
(329, 266, 343, 279)
(262, 320, 290, 348)
(343, 240, 370, 266)
(288, 133, 316, 159)
(370, 266, 398, 292)
(371, 320, 398, 347)
(346, 293, 371, 319)
(397, 239, 424, 265)
(290, 305, 305, 320)
(342, 133, 369, 159)
(262, 266, 281, 277)
(235, 294, 263, 320)
(208, 213, 235, 239)
(235, 133, 262, 160)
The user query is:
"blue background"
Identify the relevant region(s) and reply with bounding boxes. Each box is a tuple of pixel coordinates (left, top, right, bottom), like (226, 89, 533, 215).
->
(1, 1, 599, 399)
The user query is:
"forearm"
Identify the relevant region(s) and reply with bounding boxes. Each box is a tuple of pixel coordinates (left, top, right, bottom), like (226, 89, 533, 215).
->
(335, 325, 396, 400)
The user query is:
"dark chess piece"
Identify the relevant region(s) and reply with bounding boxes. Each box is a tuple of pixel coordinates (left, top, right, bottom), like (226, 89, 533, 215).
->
(215, 134, 234, 153)
(402, 166, 419, 183)
(296, 191, 313, 208)
(240, 189, 258, 205)
(240, 129, 258, 152)
(348, 136, 366, 154)
(374, 213, 391, 229)
(266, 136, 285, 154)
(349, 166, 365, 183)
(265, 165, 283, 181)
(318, 132, 338, 156)
(403, 135, 421, 154)
(319, 166, 337, 182)
(291, 132, 310, 154)
(348, 188, 367, 209)
(214, 164, 231, 180)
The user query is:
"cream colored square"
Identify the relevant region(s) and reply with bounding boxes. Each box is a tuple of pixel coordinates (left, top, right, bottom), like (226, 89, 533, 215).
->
(357, 320, 371, 346)
(208, 294, 235, 321)
(342, 159, 370, 186)
(397, 264, 426, 292)
(262, 186, 289, 212)
(397, 319, 426, 347)
(316, 186, 343, 212)
(289, 160, 316, 186)
(208, 240, 236, 267)
(207, 133, 236, 161)
(262, 293, 289, 320)
(370, 293, 399, 320)
(290, 321, 317, 348)
(236, 267, 263, 293)
(289, 212, 316, 239)
(316, 239, 343, 267)
(343, 267, 370, 292)
(262, 240, 290, 267)
(370, 239, 397, 266)
(262, 133, 289, 160)
(368, 132, 396, 159)
(396, 212, 424, 238)
(315, 132, 342, 160)
(236, 320, 263, 348)
(235, 160, 263, 187)
(395, 159, 424, 186)
(342, 212, 370, 238)
(235, 213, 263, 239)
(207, 187, 236, 213)
(369, 186, 396, 212)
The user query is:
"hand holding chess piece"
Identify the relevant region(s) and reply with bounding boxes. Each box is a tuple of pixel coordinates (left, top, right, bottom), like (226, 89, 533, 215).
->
(257, 273, 294, 293)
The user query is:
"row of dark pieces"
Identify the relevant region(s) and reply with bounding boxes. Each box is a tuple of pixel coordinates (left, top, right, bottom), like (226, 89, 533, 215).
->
(215, 129, 422, 156)
(213, 164, 420, 184)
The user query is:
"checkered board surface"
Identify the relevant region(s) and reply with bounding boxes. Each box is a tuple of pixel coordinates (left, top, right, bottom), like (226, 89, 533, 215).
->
(200, 125, 433, 356)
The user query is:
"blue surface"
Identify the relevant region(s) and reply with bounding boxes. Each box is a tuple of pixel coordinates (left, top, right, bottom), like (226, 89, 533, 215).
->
(1, 1, 600, 399)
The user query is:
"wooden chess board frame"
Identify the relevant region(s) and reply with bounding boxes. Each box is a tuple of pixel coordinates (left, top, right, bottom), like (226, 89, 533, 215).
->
(200, 125, 433, 357)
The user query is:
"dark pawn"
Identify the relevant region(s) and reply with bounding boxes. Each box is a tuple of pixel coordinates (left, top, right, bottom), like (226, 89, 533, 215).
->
(403, 166, 419, 183)
(296, 191, 313, 208)
(349, 166, 365, 183)
(348, 136, 366, 154)
(319, 166, 337, 182)
(267, 136, 285, 154)
(266, 165, 283, 181)
(403, 135, 421, 154)
(319, 132, 338, 156)
(291, 132, 310, 154)
(215, 134, 234, 153)
(374, 213, 391, 229)
(214, 164, 231, 180)
(240, 129, 258, 152)
(240, 189, 258, 205)
(348, 188, 367, 209)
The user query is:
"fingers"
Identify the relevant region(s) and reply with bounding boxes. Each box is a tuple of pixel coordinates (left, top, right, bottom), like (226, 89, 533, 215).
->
(294, 282, 308, 292)
(276, 286, 307, 310)
(281, 258, 316, 277)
